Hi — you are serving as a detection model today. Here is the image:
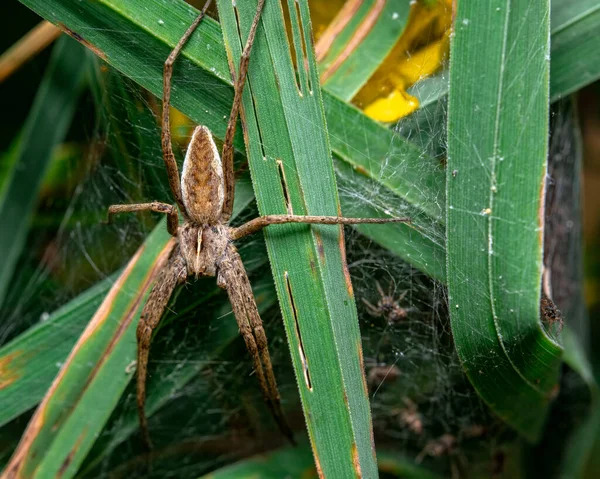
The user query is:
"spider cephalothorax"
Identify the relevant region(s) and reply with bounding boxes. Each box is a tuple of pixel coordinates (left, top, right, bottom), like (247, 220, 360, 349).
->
(178, 221, 229, 277)
(363, 281, 410, 324)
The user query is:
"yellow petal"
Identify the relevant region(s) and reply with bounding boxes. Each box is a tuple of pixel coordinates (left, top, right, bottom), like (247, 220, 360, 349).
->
(396, 32, 450, 86)
(363, 89, 419, 123)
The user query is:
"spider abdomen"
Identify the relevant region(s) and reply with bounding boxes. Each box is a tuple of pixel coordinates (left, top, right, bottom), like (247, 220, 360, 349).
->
(181, 125, 225, 224)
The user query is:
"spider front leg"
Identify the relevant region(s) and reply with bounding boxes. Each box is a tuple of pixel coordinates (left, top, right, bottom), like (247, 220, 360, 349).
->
(108, 202, 179, 236)
(217, 242, 295, 444)
(231, 214, 411, 240)
(160, 1, 213, 212)
(362, 298, 381, 317)
(219, 0, 266, 222)
(136, 246, 187, 449)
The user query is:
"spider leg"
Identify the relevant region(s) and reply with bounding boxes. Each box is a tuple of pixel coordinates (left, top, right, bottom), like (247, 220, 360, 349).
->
(231, 214, 411, 240)
(220, 0, 266, 223)
(217, 242, 295, 444)
(375, 280, 385, 299)
(361, 298, 381, 317)
(108, 202, 179, 236)
(387, 281, 394, 297)
(136, 246, 187, 449)
(162, 1, 213, 213)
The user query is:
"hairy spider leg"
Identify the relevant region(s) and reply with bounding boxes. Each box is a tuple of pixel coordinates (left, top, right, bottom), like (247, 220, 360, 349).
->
(231, 214, 410, 240)
(161, 0, 213, 214)
(220, 0, 266, 222)
(108, 203, 179, 236)
(217, 243, 295, 444)
(136, 246, 186, 449)
(362, 297, 382, 317)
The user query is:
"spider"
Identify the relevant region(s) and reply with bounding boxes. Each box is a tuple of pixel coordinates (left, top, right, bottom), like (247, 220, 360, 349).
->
(108, 0, 409, 448)
(362, 280, 411, 324)
(396, 398, 423, 435)
(539, 292, 563, 334)
(418, 433, 457, 460)
(416, 425, 487, 476)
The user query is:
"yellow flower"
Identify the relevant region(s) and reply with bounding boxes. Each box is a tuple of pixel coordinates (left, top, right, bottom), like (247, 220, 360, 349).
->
(312, 0, 452, 123)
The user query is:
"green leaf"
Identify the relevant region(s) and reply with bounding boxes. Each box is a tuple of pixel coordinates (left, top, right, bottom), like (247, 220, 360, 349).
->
(550, 0, 600, 99)
(0, 275, 113, 427)
(324, 94, 444, 222)
(2, 223, 173, 478)
(318, 0, 411, 101)
(559, 327, 600, 477)
(198, 443, 443, 479)
(218, 0, 377, 475)
(16, 0, 441, 278)
(334, 157, 446, 280)
(446, 0, 562, 441)
(198, 443, 316, 478)
(0, 36, 88, 309)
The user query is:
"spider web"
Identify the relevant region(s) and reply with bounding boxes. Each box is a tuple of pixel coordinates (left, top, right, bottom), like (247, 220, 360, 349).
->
(0, 11, 585, 479)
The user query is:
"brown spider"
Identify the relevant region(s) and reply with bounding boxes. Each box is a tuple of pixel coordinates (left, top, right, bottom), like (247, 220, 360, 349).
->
(540, 292, 563, 333)
(416, 433, 457, 463)
(397, 398, 423, 435)
(107, 0, 409, 449)
(416, 425, 487, 476)
(362, 281, 410, 324)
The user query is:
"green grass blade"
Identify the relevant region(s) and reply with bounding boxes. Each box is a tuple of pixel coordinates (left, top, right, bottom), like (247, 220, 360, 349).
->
(0, 135, 22, 197)
(16, 0, 442, 278)
(198, 443, 443, 479)
(0, 275, 114, 427)
(550, 0, 600, 99)
(559, 327, 600, 477)
(318, 0, 411, 101)
(219, 0, 377, 475)
(199, 443, 316, 478)
(2, 223, 173, 478)
(0, 36, 88, 309)
(446, 0, 562, 441)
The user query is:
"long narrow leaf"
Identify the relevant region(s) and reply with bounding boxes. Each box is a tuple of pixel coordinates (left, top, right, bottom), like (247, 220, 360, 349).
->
(3, 224, 173, 477)
(219, 0, 378, 475)
(559, 327, 600, 477)
(550, 0, 600, 99)
(0, 275, 113, 427)
(218, 0, 377, 477)
(198, 443, 443, 479)
(446, 0, 562, 441)
(317, 0, 411, 101)
(0, 36, 88, 308)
